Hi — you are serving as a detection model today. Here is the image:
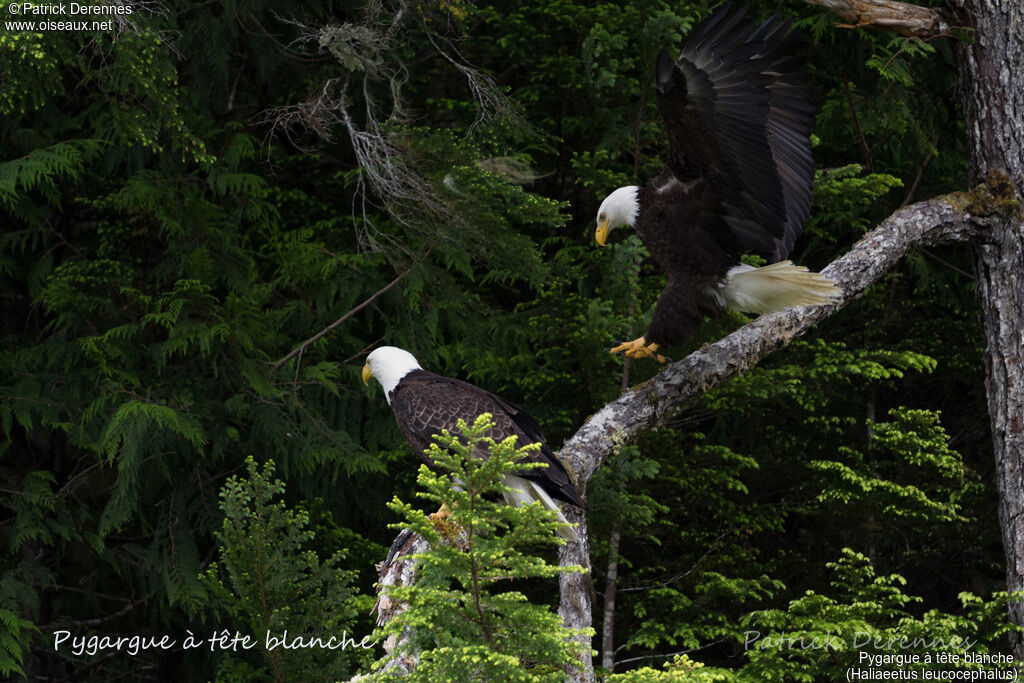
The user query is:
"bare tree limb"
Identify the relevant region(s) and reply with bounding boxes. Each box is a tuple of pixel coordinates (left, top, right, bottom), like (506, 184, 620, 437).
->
(557, 196, 995, 484)
(46, 598, 146, 630)
(371, 529, 428, 676)
(554, 191, 1004, 682)
(370, 189, 1007, 681)
(804, 0, 955, 38)
(842, 78, 873, 172)
(613, 640, 726, 668)
(600, 528, 620, 671)
(272, 268, 409, 369)
(900, 135, 939, 206)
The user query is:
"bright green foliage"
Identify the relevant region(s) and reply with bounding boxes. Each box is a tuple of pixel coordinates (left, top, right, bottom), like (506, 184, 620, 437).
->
(812, 408, 975, 524)
(867, 37, 938, 87)
(202, 456, 363, 682)
(605, 654, 731, 682)
(0, 606, 35, 678)
(741, 551, 1022, 681)
(810, 165, 904, 237)
(588, 443, 667, 548)
(603, 551, 1021, 682)
(0, 0, 1009, 678)
(596, 332, 996, 668)
(376, 414, 590, 681)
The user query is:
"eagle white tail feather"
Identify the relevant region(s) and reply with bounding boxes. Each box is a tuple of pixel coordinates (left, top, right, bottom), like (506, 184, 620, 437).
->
(717, 260, 840, 314)
(502, 474, 580, 543)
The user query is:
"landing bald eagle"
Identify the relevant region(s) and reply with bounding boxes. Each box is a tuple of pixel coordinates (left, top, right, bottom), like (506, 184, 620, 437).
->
(362, 346, 584, 541)
(594, 4, 839, 361)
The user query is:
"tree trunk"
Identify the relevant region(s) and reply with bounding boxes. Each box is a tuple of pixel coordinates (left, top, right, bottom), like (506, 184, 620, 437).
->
(973, 204, 1024, 658)
(601, 529, 622, 672)
(954, 0, 1024, 656)
(558, 506, 595, 680)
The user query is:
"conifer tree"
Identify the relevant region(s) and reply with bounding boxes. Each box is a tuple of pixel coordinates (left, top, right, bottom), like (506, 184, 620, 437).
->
(202, 457, 364, 682)
(375, 414, 591, 681)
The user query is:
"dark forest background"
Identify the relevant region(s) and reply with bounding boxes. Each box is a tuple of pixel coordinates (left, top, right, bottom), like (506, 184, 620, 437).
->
(1, 0, 1015, 680)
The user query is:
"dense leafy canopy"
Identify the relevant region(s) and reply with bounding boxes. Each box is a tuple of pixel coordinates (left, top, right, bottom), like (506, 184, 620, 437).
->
(0, 0, 1011, 680)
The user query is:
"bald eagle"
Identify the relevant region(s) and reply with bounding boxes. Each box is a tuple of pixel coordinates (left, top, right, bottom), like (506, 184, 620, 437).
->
(362, 346, 584, 541)
(594, 4, 839, 361)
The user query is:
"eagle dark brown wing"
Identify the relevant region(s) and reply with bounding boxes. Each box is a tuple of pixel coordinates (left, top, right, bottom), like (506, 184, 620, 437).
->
(653, 3, 816, 261)
(388, 370, 584, 508)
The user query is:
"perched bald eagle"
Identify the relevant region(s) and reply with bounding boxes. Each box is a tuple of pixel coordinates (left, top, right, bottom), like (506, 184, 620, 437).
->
(594, 4, 839, 361)
(362, 346, 584, 541)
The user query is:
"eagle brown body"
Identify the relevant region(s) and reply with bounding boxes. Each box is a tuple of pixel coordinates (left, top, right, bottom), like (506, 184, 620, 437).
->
(635, 180, 734, 345)
(388, 369, 585, 508)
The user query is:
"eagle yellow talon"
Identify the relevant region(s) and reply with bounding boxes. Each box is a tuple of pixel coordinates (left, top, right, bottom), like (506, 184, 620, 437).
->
(429, 504, 462, 543)
(429, 503, 452, 523)
(608, 337, 666, 363)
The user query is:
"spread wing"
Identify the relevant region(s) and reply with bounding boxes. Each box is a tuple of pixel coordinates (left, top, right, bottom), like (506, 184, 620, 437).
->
(389, 371, 584, 508)
(654, 3, 816, 261)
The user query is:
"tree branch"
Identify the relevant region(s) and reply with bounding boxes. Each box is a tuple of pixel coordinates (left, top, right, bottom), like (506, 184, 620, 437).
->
(554, 193, 999, 682)
(370, 529, 428, 676)
(272, 268, 409, 369)
(371, 192, 1003, 681)
(842, 78, 873, 172)
(557, 196, 991, 483)
(803, 0, 955, 39)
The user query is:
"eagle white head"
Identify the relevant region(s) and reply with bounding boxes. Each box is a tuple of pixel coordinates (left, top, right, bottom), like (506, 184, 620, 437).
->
(362, 346, 422, 404)
(595, 185, 640, 246)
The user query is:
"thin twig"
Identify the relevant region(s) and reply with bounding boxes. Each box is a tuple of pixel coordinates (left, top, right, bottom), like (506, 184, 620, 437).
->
(272, 268, 410, 369)
(843, 78, 873, 172)
(614, 639, 725, 667)
(618, 533, 726, 593)
(919, 247, 976, 280)
(47, 585, 135, 603)
(342, 337, 387, 365)
(47, 598, 146, 629)
(901, 136, 939, 206)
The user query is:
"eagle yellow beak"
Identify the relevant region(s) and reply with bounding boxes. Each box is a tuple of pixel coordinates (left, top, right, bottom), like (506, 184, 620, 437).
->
(595, 218, 610, 246)
(361, 364, 373, 385)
